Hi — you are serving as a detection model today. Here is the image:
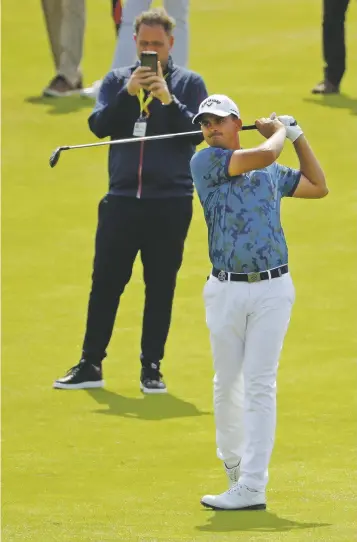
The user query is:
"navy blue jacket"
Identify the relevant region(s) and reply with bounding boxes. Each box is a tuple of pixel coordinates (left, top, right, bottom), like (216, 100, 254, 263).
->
(88, 58, 208, 198)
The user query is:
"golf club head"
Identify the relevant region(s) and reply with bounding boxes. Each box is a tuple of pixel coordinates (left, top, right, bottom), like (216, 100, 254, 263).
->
(49, 147, 62, 168)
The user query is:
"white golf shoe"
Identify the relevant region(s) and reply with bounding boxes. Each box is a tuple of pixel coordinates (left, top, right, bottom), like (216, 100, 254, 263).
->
(201, 482, 266, 511)
(80, 80, 102, 99)
(225, 461, 241, 488)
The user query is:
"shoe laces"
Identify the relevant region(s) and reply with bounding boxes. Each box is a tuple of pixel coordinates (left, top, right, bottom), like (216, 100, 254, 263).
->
(225, 461, 240, 483)
(228, 483, 260, 495)
(143, 368, 163, 382)
(227, 482, 243, 495)
(65, 359, 88, 376)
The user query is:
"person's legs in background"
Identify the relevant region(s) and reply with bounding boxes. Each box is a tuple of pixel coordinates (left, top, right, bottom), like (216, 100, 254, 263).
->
(139, 197, 192, 393)
(311, 0, 350, 94)
(41, 0, 62, 75)
(42, 0, 85, 97)
(164, 0, 189, 68)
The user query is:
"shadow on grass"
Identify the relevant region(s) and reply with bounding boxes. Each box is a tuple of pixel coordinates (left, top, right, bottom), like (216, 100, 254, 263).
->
(303, 93, 357, 115)
(25, 95, 93, 115)
(196, 509, 331, 533)
(86, 389, 210, 420)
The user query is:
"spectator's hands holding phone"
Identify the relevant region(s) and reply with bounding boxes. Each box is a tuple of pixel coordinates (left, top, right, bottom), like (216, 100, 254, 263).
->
(146, 62, 172, 105)
(126, 62, 172, 105)
(126, 66, 154, 96)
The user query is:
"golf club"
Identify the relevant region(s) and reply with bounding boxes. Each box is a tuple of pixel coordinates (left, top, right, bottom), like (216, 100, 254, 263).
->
(49, 121, 297, 168)
(49, 125, 257, 168)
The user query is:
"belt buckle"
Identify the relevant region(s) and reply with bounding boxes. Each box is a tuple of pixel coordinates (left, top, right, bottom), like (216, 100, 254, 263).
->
(247, 272, 261, 283)
(217, 270, 226, 282)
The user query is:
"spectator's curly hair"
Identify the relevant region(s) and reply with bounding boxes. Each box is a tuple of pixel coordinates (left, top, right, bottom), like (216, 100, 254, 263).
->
(135, 7, 176, 35)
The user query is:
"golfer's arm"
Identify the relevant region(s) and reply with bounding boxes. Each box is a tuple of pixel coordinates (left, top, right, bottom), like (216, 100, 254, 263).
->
(228, 127, 286, 176)
(292, 136, 328, 198)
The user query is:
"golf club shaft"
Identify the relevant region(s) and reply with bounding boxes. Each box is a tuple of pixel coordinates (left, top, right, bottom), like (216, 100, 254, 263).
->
(60, 125, 257, 152)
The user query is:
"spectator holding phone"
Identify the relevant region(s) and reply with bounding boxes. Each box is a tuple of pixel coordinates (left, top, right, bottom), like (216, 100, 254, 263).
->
(81, 0, 189, 98)
(53, 8, 208, 394)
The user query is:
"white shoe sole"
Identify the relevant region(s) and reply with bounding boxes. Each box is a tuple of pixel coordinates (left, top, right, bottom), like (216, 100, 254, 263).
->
(80, 89, 98, 99)
(201, 499, 266, 511)
(43, 89, 82, 98)
(140, 382, 167, 394)
(53, 380, 104, 390)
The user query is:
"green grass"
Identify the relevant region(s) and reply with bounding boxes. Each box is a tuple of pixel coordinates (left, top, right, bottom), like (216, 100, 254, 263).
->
(2, 0, 357, 540)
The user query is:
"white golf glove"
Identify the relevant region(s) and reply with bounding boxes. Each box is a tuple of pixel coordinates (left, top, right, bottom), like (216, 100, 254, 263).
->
(270, 113, 303, 142)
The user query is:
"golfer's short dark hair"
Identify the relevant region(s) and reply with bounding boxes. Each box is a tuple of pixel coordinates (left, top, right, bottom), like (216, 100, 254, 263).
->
(135, 8, 176, 35)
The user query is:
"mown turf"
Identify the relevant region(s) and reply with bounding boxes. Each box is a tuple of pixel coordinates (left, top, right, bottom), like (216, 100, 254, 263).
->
(2, 0, 357, 540)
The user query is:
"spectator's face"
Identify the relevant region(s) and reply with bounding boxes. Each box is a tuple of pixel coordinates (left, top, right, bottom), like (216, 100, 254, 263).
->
(199, 114, 242, 149)
(135, 24, 174, 67)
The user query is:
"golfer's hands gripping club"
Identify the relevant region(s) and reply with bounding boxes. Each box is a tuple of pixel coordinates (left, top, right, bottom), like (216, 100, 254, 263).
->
(255, 116, 286, 139)
(270, 113, 303, 142)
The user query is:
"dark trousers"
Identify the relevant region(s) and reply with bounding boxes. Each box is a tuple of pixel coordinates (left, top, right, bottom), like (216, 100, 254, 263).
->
(82, 195, 193, 368)
(323, 0, 350, 86)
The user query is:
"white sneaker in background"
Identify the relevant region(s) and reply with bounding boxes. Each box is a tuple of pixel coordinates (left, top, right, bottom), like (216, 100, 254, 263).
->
(80, 80, 102, 99)
(201, 482, 266, 511)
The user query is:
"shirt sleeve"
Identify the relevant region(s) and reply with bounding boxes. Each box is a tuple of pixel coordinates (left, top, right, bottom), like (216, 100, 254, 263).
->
(274, 163, 302, 197)
(166, 73, 208, 146)
(88, 70, 137, 139)
(190, 147, 233, 201)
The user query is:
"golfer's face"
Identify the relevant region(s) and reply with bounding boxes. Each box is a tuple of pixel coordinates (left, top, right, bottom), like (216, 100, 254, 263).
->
(135, 24, 174, 66)
(200, 114, 237, 148)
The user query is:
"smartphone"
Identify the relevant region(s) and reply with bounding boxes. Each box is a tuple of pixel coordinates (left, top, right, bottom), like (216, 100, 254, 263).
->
(140, 51, 158, 74)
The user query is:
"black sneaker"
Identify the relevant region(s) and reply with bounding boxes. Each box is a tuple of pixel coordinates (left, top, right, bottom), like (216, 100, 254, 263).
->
(53, 359, 104, 389)
(140, 366, 167, 394)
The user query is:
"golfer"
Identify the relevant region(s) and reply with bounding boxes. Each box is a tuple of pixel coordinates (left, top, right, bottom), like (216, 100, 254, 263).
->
(190, 95, 328, 510)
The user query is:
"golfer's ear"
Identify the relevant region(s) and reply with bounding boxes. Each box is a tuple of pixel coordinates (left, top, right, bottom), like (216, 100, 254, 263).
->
(235, 117, 243, 131)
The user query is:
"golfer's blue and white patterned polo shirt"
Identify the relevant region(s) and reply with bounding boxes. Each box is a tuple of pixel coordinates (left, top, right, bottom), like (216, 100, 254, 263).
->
(190, 147, 301, 273)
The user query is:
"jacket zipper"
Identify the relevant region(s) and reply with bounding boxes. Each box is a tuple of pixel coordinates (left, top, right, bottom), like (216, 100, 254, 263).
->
(136, 141, 144, 198)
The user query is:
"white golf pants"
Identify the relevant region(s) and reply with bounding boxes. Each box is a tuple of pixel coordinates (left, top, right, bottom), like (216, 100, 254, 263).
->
(111, 0, 189, 69)
(203, 272, 295, 492)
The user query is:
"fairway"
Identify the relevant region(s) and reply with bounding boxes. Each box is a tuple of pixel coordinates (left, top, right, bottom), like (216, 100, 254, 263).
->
(2, 1, 357, 541)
